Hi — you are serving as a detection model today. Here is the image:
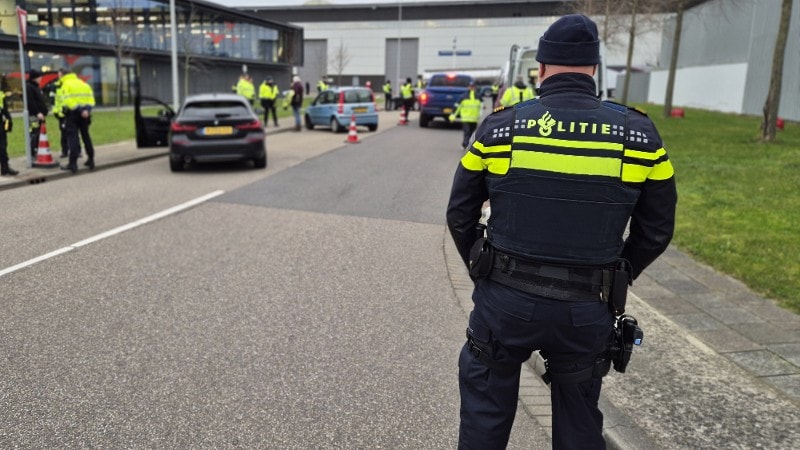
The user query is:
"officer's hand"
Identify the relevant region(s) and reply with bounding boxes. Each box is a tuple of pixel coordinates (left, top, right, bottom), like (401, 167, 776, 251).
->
(448, 114, 456, 122)
(6, 120, 12, 133)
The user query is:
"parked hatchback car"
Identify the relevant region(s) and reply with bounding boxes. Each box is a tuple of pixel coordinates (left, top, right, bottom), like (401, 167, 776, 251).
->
(168, 93, 266, 172)
(305, 86, 378, 133)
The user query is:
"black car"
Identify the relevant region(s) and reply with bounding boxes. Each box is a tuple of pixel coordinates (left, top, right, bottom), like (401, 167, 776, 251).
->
(134, 92, 267, 171)
(166, 93, 266, 172)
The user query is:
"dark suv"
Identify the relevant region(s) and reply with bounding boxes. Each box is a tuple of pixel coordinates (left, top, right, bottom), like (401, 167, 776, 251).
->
(417, 73, 474, 127)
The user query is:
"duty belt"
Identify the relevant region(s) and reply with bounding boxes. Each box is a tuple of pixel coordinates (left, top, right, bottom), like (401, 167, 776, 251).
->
(488, 251, 607, 303)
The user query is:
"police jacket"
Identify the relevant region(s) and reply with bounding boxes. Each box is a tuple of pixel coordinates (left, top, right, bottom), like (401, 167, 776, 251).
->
(236, 79, 255, 101)
(25, 80, 49, 117)
(453, 90, 481, 123)
(259, 82, 279, 100)
(59, 73, 95, 112)
(446, 73, 677, 279)
(0, 92, 12, 133)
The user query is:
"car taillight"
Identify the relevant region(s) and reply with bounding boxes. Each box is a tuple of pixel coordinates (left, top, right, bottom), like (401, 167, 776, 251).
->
(235, 120, 263, 130)
(170, 122, 198, 133)
(419, 92, 429, 105)
(338, 92, 344, 114)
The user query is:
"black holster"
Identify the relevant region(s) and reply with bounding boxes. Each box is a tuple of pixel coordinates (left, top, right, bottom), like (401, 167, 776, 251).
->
(468, 237, 494, 280)
(604, 259, 632, 315)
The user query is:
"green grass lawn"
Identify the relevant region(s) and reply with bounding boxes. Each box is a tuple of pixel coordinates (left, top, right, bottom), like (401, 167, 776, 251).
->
(8, 102, 799, 313)
(636, 105, 800, 314)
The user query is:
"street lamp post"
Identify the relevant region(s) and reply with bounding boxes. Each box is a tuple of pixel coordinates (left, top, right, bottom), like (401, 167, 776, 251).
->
(395, 1, 402, 85)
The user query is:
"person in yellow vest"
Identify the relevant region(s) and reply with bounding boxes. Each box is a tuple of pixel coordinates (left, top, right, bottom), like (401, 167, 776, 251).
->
(52, 70, 80, 159)
(236, 74, 255, 106)
(400, 77, 415, 120)
(490, 82, 500, 107)
(317, 78, 329, 93)
(500, 76, 535, 107)
(58, 68, 95, 173)
(259, 76, 280, 127)
(382, 80, 393, 111)
(448, 81, 482, 149)
(0, 90, 16, 176)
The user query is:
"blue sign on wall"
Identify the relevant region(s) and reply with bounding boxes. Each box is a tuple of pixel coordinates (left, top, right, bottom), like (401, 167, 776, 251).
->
(438, 50, 472, 56)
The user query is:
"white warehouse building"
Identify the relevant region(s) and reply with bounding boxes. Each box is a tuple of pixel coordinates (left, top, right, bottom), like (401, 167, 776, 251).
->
(243, 0, 799, 120)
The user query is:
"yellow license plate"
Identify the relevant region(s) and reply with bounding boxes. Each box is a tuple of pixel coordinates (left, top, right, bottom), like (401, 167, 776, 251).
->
(443, 108, 453, 114)
(203, 126, 233, 136)
(352, 107, 367, 113)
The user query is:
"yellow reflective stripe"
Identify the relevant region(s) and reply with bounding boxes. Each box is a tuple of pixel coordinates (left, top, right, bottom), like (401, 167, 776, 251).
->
(512, 151, 621, 176)
(624, 147, 666, 161)
(621, 163, 649, 183)
(473, 141, 511, 154)
(514, 135, 623, 152)
(648, 159, 675, 180)
(486, 157, 510, 175)
(461, 151, 485, 171)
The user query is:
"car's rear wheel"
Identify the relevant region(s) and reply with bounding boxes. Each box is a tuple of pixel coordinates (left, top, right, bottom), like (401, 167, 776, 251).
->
(368, 124, 378, 132)
(330, 117, 342, 133)
(169, 158, 184, 172)
(419, 113, 430, 128)
(305, 115, 314, 130)
(253, 154, 267, 169)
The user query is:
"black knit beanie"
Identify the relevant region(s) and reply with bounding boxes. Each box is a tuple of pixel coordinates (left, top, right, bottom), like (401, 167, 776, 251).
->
(536, 14, 600, 66)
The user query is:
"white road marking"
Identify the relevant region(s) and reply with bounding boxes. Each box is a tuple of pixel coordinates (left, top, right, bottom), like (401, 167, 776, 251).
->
(0, 190, 225, 278)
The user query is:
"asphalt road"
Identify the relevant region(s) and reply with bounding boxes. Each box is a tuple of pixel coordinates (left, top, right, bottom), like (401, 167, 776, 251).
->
(0, 123, 549, 447)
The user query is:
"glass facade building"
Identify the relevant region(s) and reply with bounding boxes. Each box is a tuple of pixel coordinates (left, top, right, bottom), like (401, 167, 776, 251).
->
(0, 0, 303, 109)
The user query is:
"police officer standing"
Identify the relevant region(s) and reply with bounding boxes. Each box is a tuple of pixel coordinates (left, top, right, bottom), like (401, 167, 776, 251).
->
(449, 81, 482, 150)
(259, 76, 279, 127)
(499, 75, 535, 107)
(52, 68, 81, 159)
(446, 14, 677, 449)
(0, 89, 16, 176)
(25, 69, 49, 157)
(59, 69, 96, 173)
(382, 80, 393, 111)
(490, 81, 500, 108)
(236, 73, 255, 107)
(400, 77, 415, 120)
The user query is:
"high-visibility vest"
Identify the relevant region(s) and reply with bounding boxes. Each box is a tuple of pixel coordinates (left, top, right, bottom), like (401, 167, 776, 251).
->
(491, 84, 499, 95)
(383, 82, 392, 95)
(317, 80, 328, 91)
(52, 80, 65, 118)
(452, 90, 481, 123)
(500, 85, 534, 107)
(401, 83, 414, 99)
(259, 83, 279, 100)
(237, 79, 255, 100)
(60, 73, 95, 110)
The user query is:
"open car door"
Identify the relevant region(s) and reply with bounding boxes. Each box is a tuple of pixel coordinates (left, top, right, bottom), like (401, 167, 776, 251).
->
(135, 93, 175, 148)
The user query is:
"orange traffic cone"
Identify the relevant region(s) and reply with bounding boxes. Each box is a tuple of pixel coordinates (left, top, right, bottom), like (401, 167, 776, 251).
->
(345, 114, 360, 144)
(398, 108, 408, 125)
(33, 122, 59, 168)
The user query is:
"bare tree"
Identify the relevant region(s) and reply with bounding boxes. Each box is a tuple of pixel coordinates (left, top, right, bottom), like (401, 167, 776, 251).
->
(178, 7, 215, 99)
(663, 0, 684, 117)
(761, 0, 793, 142)
(329, 40, 351, 86)
(620, 0, 639, 104)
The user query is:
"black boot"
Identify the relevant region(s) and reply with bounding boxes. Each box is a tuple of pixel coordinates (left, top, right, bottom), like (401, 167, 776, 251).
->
(1, 163, 18, 176)
(60, 163, 77, 174)
(84, 158, 95, 170)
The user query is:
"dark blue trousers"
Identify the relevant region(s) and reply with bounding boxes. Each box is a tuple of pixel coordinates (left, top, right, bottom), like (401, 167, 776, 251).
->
(458, 279, 614, 450)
